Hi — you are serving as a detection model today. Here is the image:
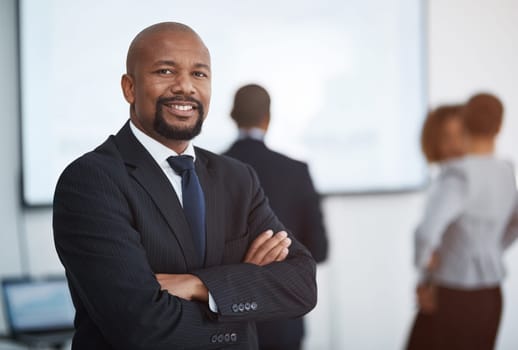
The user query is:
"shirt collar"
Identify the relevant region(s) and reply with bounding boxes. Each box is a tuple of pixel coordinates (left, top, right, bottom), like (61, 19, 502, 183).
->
(129, 121, 196, 164)
(238, 127, 266, 141)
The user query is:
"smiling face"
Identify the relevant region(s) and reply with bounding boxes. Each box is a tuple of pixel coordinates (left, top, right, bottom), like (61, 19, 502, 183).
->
(121, 24, 211, 151)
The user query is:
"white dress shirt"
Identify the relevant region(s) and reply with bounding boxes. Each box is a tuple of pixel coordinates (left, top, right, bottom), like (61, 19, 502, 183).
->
(415, 155, 518, 289)
(130, 121, 196, 206)
(238, 127, 266, 141)
(129, 121, 218, 311)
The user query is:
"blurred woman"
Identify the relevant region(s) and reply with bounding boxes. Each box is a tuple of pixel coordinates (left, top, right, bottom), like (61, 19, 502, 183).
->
(408, 94, 518, 350)
(406, 104, 465, 350)
(421, 104, 465, 164)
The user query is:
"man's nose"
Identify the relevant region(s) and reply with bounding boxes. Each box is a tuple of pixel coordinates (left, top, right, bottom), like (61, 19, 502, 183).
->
(170, 72, 195, 95)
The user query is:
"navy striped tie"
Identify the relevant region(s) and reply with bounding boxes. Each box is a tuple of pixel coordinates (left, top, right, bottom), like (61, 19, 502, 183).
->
(167, 155, 206, 263)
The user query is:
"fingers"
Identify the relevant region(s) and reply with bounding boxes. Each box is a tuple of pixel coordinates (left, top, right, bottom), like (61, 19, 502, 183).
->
(260, 237, 291, 265)
(251, 230, 288, 265)
(244, 230, 291, 266)
(244, 230, 273, 262)
(275, 247, 290, 262)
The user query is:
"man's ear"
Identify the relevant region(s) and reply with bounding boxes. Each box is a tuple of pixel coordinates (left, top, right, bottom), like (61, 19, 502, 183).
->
(262, 112, 271, 131)
(121, 74, 135, 104)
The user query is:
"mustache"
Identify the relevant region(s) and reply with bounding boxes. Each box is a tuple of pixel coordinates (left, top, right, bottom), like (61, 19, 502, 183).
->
(157, 95, 202, 109)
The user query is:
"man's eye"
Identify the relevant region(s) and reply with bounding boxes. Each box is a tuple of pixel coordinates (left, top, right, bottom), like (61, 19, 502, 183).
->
(193, 71, 208, 78)
(157, 69, 173, 74)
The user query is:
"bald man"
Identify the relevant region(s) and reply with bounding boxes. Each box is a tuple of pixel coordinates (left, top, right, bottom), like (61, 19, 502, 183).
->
(53, 22, 316, 350)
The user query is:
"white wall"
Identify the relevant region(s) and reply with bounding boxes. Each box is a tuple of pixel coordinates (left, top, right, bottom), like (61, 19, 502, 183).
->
(1, 1, 518, 349)
(304, 194, 425, 350)
(0, 0, 23, 338)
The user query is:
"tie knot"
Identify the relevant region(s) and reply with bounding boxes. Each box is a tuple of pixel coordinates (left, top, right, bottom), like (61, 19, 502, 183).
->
(167, 155, 195, 174)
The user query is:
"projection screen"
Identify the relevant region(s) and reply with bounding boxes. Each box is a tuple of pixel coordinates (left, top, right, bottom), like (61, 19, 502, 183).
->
(19, 0, 426, 206)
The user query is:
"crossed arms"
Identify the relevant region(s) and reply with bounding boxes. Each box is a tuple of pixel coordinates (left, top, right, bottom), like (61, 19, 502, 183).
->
(156, 229, 293, 303)
(53, 154, 316, 349)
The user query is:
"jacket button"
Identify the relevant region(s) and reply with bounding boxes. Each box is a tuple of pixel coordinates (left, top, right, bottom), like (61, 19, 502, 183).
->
(244, 302, 251, 311)
(251, 302, 258, 310)
(238, 303, 245, 312)
(224, 333, 230, 342)
(217, 334, 224, 343)
(211, 335, 218, 343)
(232, 303, 239, 312)
(231, 333, 237, 342)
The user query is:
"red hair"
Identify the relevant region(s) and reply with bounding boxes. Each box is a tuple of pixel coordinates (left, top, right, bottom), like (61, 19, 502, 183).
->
(462, 93, 504, 137)
(421, 105, 463, 163)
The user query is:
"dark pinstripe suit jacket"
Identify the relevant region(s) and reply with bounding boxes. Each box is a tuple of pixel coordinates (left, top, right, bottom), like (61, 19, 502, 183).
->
(52, 122, 317, 350)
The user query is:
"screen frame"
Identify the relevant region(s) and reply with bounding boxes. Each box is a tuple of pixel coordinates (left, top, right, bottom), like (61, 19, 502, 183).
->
(16, 0, 429, 208)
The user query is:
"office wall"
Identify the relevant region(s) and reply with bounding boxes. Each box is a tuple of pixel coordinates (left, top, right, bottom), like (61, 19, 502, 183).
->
(1, 0, 518, 349)
(0, 0, 23, 341)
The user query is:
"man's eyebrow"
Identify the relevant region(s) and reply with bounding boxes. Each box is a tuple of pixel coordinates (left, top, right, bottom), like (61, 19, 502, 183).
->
(152, 61, 211, 72)
(194, 62, 211, 71)
(153, 60, 176, 67)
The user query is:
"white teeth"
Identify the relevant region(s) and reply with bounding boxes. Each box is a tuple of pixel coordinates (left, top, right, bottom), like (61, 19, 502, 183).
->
(172, 104, 193, 111)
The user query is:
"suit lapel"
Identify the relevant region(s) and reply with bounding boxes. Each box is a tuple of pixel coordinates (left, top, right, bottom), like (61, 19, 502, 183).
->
(195, 149, 225, 268)
(114, 122, 200, 271)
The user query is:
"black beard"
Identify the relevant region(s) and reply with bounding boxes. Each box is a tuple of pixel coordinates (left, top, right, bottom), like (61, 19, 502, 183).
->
(153, 96, 204, 141)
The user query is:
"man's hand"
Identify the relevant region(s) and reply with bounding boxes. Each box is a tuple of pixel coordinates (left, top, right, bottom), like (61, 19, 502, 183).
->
(244, 230, 292, 266)
(155, 274, 208, 302)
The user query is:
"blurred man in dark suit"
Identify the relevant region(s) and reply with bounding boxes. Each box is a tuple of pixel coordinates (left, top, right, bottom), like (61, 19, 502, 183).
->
(224, 84, 328, 350)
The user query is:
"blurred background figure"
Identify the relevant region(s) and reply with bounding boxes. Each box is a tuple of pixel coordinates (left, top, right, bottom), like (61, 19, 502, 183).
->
(224, 84, 328, 350)
(406, 103, 466, 350)
(408, 93, 518, 350)
(420, 104, 465, 165)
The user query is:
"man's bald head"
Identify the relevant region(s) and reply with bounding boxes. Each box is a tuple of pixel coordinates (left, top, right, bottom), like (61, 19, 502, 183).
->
(120, 22, 212, 152)
(126, 22, 209, 75)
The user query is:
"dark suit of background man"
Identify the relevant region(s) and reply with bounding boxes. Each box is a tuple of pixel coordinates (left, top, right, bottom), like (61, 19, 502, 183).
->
(52, 22, 317, 350)
(224, 84, 328, 350)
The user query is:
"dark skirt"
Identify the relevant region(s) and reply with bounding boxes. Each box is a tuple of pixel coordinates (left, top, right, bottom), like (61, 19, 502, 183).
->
(406, 285, 502, 350)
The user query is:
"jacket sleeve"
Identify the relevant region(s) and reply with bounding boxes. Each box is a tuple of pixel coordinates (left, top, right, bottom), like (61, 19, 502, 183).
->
(53, 158, 249, 350)
(192, 165, 318, 322)
(298, 164, 328, 263)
